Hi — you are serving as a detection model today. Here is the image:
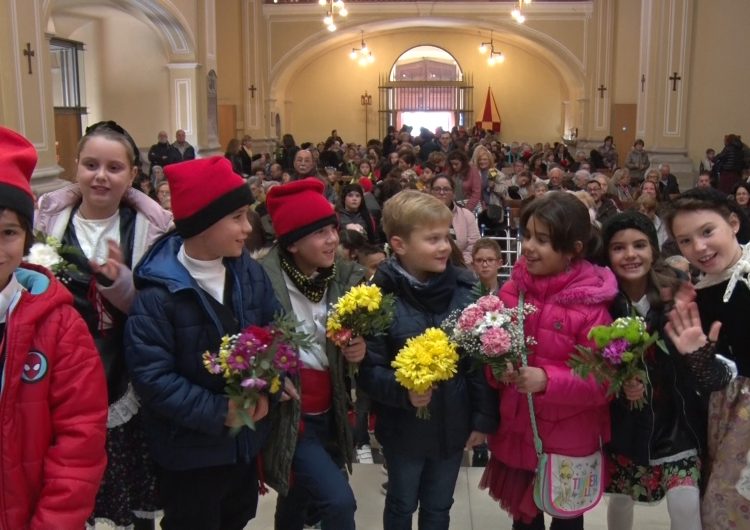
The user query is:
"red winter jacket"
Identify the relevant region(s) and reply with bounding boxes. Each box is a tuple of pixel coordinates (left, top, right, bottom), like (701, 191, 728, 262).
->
(488, 258, 617, 471)
(0, 264, 107, 530)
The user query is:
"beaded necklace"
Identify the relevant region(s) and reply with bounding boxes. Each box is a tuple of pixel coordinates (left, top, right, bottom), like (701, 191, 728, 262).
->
(280, 251, 336, 303)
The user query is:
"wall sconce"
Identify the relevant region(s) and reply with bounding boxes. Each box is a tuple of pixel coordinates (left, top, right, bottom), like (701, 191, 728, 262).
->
(349, 30, 374, 66)
(320, 0, 347, 32)
(479, 33, 505, 66)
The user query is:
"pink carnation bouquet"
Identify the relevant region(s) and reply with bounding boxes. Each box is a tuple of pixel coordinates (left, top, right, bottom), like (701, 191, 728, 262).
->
(202, 313, 311, 430)
(442, 293, 536, 378)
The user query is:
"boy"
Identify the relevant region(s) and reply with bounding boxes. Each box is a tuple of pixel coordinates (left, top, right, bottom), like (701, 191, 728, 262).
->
(124, 156, 281, 530)
(261, 177, 365, 530)
(0, 127, 107, 529)
(358, 190, 498, 529)
(357, 243, 387, 282)
(471, 238, 504, 294)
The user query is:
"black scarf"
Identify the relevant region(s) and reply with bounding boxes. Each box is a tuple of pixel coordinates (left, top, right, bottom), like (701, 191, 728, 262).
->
(280, 251, 336, 303)
(378, 257, 459, 314)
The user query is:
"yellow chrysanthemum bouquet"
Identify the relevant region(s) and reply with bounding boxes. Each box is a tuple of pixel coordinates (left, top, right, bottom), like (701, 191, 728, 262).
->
(327, 284, 396, 377)
(391, 328, 459, 420)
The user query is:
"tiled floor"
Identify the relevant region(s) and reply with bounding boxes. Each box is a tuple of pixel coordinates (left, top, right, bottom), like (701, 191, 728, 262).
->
(96, 462, 671, 529)
(244, 463, 670, 529)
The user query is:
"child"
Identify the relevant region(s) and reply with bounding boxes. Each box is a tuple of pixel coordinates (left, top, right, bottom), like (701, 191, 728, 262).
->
(261, 177, 366, 530)
(337, 182, 378, 243)
(124, 156, 281, 529)
(480, 191, 617, 530)
(357, 243, 387, 282)
(601, 211, 712, 530)
(358, 190, 498, 529)
(469, 237, 505, 468)
(35, 121, 172, 529)
(471, 237, 504, 294)
(663, 187, 750, 529)
(0, 126, 108, 529)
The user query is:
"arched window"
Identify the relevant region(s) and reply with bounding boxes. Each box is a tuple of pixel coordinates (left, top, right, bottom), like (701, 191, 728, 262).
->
(390, 46, 462, 82)
(380, 46, 472, 136)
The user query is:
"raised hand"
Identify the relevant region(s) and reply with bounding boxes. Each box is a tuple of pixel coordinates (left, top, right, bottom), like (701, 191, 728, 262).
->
(90, 240, 125, 281)
(665, 300, 722, 354)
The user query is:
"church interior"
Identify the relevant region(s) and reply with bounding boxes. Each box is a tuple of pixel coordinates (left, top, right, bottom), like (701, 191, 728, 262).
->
(1, 1, 747, 528)
(1, 0, 748, 193)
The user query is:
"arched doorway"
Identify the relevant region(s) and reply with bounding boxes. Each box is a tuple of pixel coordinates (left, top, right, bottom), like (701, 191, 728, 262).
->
(380, 45, 473, 136)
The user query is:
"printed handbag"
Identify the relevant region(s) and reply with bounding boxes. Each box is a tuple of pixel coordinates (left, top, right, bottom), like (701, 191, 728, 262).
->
(516, 292, 604, 518)
(532, 450, 603, 517)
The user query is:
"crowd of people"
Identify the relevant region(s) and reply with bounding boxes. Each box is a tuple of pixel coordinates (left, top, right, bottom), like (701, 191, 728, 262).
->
(1, 119, 749, 530)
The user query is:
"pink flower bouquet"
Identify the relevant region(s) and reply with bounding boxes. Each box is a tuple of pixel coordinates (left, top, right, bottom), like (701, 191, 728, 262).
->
(202, 313, 311, 430)
(443, 294, 536, 378)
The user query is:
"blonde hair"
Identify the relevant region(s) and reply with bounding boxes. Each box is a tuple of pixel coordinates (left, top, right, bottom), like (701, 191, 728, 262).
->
(382, 189, 452, 240)
(637, 193, 658, 213)
(470, 145, 495, 168)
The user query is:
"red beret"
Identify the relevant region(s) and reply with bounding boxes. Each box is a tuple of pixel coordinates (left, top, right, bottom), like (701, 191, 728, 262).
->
(0, 126, 36, 226)
(165, 156, 252, 238)
(266, 178, 337, 246)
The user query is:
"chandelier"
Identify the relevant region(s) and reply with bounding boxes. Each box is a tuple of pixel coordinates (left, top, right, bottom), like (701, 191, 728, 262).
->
(478, 33, 504, 65)
(349, 31, 374, 65)
(319, 0, 347, 32)
(511, 0, 531, 24)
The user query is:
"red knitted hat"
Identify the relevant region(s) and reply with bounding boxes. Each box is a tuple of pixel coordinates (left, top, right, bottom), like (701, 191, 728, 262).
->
(0, 126, 36, 227)
(165, 156, 252, 238)
(266, 177, 337, 246)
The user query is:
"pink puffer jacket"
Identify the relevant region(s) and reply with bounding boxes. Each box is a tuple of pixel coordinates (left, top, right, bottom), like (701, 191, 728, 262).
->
(488, 257, 618, 471)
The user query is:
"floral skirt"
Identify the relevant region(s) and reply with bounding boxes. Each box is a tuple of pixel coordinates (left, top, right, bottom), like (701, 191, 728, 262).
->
(87, 412, 160, 529)
(701, 376, 750, 530)
(606, 452, 700, 503)
(479, 456, 539, 524)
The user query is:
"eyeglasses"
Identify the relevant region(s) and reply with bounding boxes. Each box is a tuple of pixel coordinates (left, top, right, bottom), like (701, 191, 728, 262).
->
(431, 187, 453, 194)
(474, 258, 498, 265)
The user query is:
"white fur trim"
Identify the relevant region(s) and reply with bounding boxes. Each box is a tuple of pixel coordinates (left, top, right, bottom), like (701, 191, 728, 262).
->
(107, 383, 140, 428)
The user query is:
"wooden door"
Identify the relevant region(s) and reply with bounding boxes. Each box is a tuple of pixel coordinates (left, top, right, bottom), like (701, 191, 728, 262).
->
(612, 104, 637, 167)
(54, 108, 83, 181)
(218, 104, 237, 152)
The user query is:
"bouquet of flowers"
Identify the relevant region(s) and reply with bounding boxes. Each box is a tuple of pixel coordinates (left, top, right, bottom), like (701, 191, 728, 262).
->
(567, 316, 665, 410)
(202, 313, 311, 430)
(24, 231, 79, 282)
(326, 284, 396, 377)
(442, 294, 536, 379)
(391, 328, 458, 420)
(487, 168, 501, 182)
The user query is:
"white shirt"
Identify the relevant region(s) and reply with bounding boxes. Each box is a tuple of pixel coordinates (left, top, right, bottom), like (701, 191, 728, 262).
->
(177, 245, 226, 304)
(284, 272, 329, 370)
(72, 210, 121, 265)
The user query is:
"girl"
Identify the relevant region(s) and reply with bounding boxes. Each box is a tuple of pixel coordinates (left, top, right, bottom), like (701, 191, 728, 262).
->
(35, 121, 173, 530)
(663, 187, 750, 529)
(336, 183, 377, 243)
(601, 211, 709, 530)
(480, 191, 616, 530)
(447, 149, 482, 211)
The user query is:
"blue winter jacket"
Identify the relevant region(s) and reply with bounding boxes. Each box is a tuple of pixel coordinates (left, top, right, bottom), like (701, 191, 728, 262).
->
(124, 232, 281, 470)
(358, 259, 499, 459)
